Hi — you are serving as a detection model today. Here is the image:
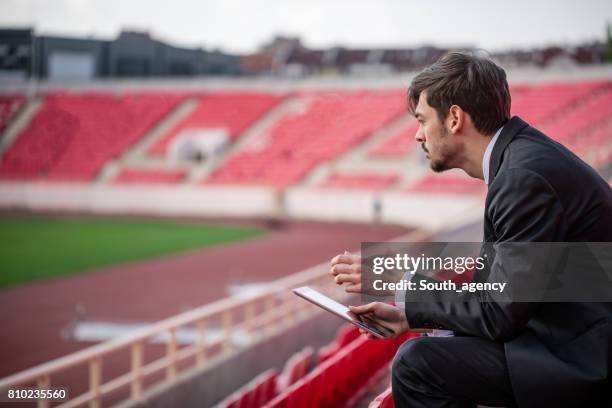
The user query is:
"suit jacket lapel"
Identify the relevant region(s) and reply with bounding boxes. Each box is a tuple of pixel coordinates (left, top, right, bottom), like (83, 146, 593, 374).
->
(488, 116, 529, 184)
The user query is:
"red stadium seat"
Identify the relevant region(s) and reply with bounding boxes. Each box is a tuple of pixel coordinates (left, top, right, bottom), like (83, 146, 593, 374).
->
(216, 369, 278, 408)
(277, 346, 314, 391)
(317, 324, 360, 363)
(369, 386, 394, 408)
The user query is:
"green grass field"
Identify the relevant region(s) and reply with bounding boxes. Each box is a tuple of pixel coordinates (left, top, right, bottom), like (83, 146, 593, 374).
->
(0, 215, 266, 288)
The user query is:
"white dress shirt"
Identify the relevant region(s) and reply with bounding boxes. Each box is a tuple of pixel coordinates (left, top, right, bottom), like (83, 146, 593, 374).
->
(483, 126, 504, 185)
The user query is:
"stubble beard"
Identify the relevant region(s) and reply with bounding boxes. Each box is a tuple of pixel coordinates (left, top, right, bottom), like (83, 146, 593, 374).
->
(429, 126, 452, 173)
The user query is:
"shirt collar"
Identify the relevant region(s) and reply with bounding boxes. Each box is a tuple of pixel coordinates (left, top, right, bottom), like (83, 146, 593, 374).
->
(483, 126, 504, 185)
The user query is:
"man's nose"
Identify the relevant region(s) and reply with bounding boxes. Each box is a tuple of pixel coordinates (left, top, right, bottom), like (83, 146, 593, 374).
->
(415, 127, 424, 143)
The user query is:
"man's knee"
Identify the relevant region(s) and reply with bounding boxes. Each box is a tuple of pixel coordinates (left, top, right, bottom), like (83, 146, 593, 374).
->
(392, 336, 436, 383)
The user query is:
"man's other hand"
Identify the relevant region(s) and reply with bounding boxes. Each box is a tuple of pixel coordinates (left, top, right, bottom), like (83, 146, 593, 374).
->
(349, 302, 409, 339)
(330, 251, 362, 293)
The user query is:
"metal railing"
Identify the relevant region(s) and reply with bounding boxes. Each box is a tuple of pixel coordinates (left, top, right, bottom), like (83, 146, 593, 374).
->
(0, 261, 349, 408)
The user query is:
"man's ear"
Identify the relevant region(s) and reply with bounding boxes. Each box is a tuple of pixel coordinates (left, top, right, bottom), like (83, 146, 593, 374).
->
(447, 105, 464, 134)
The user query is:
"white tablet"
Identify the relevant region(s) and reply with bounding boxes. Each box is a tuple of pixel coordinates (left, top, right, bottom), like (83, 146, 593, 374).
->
(293, 286, 394, 339)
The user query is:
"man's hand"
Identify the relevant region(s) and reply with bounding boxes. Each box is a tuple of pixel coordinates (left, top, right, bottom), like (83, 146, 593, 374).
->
(330, 251, 362, 293)
(349, 302, 409, 339)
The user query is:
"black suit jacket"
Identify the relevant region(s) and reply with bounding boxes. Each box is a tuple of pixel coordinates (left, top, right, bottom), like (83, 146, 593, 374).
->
(404, 116, 612, 407)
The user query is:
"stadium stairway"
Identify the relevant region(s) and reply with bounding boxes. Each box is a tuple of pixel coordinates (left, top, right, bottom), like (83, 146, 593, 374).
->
(99, 93, 297, 186)
(0, 96, 42, 157)
(185, 94, 298, 185)
(0, 94, 27, 138)
(96, 96, 200, 183)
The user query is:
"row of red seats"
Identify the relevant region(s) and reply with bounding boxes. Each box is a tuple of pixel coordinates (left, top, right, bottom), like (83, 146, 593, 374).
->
(148, 92, 286, 156)
(321, 172, 400, 190)
(1, 83, 608, 187)
(216, 346, 313, 408)
(112, 168, 188, 184)
(263, 330, 419, 407)
(216, 369, 278, 408)
(0, 94, 25, 134)
(317, 324, 361, 364)
(511, 81, 608, 125)
(0, 93, 185, 181)
(276, 346, 314, 390)
(540, 87, 612, 143)
(205, 91, 406, 187)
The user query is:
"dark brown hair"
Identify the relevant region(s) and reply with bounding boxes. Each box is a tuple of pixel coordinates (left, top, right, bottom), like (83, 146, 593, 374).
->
(408, 51, 511, 135)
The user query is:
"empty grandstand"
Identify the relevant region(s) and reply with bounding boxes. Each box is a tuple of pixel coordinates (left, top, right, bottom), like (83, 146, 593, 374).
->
(0, 79, 609, 192)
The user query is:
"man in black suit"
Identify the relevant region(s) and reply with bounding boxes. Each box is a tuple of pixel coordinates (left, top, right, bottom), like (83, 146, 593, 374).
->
(331, 52, 612, 407)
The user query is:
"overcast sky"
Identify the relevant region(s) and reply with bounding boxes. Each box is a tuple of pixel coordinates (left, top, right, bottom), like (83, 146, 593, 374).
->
(1, 0, 611, 53)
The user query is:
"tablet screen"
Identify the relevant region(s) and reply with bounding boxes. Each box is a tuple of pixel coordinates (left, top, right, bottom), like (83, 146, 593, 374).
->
(293, 286, 393, 338)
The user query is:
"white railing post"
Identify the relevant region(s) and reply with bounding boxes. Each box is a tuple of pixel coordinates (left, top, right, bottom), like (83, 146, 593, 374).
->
(89, 357, 102, 408)
(37, 375, 50, 408)
(166, 329, 177, 381)
(196, 319, 207, 368)
(130, 341, 143, 399)
(265, 295, 275, 335)
(222, 310, 233, 355)
(245, 302, 255, 341)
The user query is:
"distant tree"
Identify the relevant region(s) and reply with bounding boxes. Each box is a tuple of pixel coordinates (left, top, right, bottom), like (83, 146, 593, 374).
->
(606, 22, 612, 63)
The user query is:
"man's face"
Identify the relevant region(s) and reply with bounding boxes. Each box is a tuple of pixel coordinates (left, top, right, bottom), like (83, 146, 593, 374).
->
(414, 92, 459, 172)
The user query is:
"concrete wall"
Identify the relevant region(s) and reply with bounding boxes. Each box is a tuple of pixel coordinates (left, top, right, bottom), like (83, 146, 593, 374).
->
(0, 183, 279, 218)
(0, 183, 484, 230)
(284, 187, 484, 230)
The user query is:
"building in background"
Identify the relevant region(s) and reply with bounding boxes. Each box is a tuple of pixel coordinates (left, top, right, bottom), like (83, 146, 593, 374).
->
(0, 28, 242, 81)
(0, 28, 609, 81)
